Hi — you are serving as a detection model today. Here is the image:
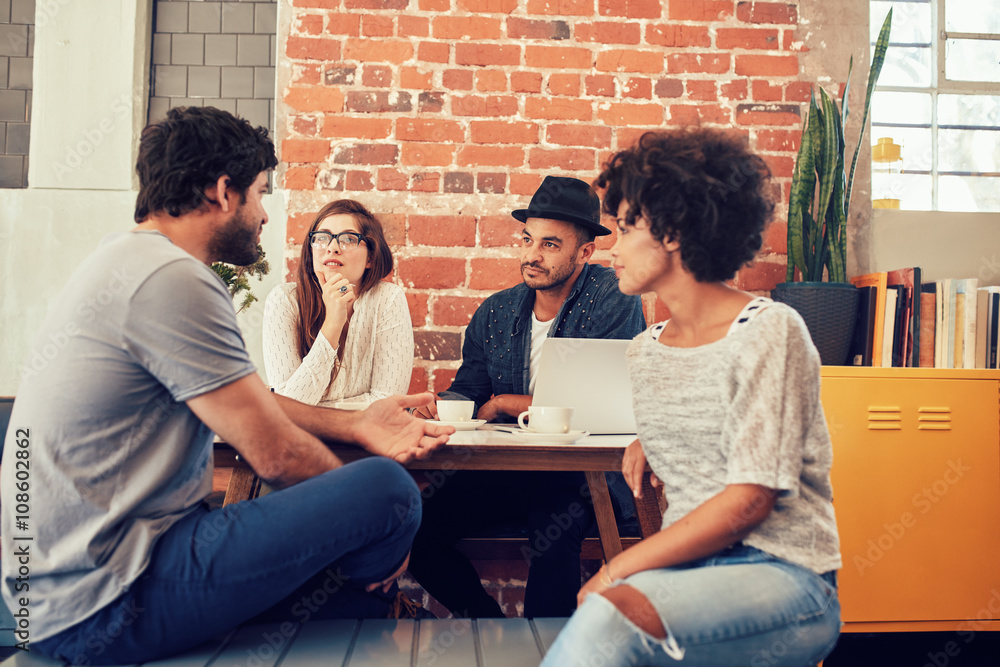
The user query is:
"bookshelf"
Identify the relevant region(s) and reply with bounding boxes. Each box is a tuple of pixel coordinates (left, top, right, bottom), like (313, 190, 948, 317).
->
(821, 366, 1000, 632)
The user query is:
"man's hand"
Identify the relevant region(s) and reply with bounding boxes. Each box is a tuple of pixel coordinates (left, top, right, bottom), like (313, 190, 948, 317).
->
(476, 394, 531, 422)
(352, 393, 454, 463)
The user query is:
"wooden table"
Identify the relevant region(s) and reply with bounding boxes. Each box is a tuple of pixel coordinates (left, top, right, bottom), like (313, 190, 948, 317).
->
(216, 429, 662, 561)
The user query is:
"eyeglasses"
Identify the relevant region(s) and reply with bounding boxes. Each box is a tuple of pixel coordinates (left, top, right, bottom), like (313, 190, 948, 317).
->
(309, 230, 366, 251)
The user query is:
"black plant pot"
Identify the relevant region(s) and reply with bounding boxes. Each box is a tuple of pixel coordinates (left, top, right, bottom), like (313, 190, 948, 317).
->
(771, 282, 860, 366)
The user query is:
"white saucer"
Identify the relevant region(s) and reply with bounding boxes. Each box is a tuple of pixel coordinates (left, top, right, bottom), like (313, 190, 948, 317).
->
(511, 429, 589, 443)
(428, 419, 487, 431)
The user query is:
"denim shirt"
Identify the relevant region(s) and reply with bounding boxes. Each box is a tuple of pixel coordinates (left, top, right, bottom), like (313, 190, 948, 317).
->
(442, 263, 646, 410)
(440, 263, 647, 523)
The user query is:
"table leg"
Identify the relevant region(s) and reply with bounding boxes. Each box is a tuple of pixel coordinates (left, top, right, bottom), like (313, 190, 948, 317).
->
(223, 465, 261, 506)
(585, 471, 623, 561)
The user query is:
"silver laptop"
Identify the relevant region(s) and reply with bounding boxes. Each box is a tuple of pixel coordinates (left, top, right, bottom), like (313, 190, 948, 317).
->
(532, 337, 637, 434)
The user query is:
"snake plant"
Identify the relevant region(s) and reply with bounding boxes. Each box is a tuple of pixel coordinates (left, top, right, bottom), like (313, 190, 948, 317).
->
(786, 9, 893, 283)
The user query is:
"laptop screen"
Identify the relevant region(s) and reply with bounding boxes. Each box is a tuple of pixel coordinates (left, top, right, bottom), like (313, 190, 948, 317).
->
(531, 338, 637, 434)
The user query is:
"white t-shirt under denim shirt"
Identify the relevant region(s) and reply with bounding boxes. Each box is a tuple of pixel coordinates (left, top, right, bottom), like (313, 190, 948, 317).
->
(528, 313, 554, 396)
(1, 231, 257, 642)
(627, 298, 842, 575)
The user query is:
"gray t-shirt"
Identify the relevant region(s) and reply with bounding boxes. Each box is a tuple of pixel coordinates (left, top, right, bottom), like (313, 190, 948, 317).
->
(627, 298, 842, 575)
(1, 230, 257, 641)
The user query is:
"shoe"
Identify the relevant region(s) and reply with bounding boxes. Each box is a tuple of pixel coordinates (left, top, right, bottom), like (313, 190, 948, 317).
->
(388, 591, 437, 619)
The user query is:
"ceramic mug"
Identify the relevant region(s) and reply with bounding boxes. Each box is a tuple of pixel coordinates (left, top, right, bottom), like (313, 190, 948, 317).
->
(517, 406, 574, 434)
(436, 400, 475, 422)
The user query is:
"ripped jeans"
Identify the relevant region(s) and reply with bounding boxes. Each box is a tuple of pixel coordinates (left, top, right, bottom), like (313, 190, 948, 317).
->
(540, 545, 840, 667)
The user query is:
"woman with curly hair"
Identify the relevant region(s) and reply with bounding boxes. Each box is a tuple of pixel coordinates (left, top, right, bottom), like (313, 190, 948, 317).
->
(263, 199, 413, 407)
(541, 128, 841, 666)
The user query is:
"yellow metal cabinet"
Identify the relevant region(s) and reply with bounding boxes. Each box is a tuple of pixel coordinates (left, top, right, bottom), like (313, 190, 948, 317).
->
(821, 367, 1000, 632)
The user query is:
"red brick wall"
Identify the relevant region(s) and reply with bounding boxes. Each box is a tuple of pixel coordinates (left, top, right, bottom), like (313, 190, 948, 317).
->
(279, 0, 805, 391)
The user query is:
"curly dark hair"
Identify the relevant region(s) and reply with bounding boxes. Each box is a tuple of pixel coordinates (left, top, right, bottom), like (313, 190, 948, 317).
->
(596, 129, 774, 283)
(134, 106, 277, 223)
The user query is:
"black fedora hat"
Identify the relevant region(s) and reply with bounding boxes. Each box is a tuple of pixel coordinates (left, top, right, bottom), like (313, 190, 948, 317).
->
(511, 175, 611, 236)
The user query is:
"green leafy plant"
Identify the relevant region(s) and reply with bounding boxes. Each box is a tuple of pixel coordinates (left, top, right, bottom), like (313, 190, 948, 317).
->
(786, 9, 893, 283)
(212, 245, 270, 313)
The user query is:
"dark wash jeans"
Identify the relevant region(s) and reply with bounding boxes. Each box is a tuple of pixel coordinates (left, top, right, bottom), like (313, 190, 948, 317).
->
(36, 458, 420, 665)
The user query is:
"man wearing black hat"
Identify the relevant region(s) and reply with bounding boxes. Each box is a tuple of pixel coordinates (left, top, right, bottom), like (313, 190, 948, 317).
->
(409, 176, 646, 618)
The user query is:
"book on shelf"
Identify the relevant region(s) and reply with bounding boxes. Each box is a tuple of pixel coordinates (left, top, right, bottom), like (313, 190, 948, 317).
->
(886, 266, 921, 366)
(958, 279, 979, 369)
(881, 286, 899, 368)
(935, 279, 956, 369)
(987, 291, 1000, 368)
(954, 289, 966, 368)
(976, 288, 990, 368)
(850, 272, 889, 368)
(892, 286, 910, 367)
(848, 269, 1000, 370)
(976, 287, 1000, 369)
(849, 285, 877, 366)
(919, 284, 936, 368)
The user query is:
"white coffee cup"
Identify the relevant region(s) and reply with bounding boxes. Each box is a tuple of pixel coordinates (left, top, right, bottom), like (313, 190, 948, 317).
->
(436, 400, 475, 422)
(517, 406, 574, 434)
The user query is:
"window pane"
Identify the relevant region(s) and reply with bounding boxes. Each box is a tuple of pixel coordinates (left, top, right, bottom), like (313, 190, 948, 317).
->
(891, 173, 933, 210)
(946, 0, 1000, 34)
(939, 94, 1000, 127)
(939, 129, 1000, 173)
(871, 1, 932, 44)
(946, 39, 1000, 83)
(939, 175, 1000, 212)
(872, 91, 931, 125)
(880, 46, 932, 87)
(871, 125, 933, 171)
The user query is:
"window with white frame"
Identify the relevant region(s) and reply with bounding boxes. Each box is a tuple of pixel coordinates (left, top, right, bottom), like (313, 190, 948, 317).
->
(870, 0, 1000, 212)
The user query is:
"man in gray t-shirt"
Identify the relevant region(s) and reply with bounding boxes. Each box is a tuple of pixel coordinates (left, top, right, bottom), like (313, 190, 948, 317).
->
(1, 107, 452, 663)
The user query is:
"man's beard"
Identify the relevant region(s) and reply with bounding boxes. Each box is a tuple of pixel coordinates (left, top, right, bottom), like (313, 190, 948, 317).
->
(521, 259, 576, 292)
(209, 205, 260, 266)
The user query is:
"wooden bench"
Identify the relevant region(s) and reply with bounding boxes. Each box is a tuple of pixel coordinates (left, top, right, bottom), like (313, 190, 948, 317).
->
(1, 618, 569, 667)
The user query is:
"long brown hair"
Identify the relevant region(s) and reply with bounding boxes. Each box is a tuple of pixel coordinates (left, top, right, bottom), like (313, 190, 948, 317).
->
(295, 199, 394, 359)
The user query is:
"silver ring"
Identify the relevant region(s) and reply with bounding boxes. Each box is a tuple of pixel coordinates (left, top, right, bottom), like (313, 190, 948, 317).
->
(339, 285, 348, 293)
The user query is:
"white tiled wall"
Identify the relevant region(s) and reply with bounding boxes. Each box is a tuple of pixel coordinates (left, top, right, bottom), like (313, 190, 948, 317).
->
(0, 0, 33, 188)
(149, 0, 276, 133)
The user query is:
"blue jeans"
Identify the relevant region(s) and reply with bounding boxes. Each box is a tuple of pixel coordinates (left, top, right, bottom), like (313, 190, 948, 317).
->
(541, 545, 841, 667)
(36, 458, 421, 665)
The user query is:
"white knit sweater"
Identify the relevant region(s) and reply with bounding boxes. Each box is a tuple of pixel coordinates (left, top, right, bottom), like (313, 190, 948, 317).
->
(262, 281, 413, 407)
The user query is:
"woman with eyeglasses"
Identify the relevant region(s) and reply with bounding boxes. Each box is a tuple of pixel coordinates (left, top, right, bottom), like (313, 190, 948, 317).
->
(262, 199, 413, 408)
